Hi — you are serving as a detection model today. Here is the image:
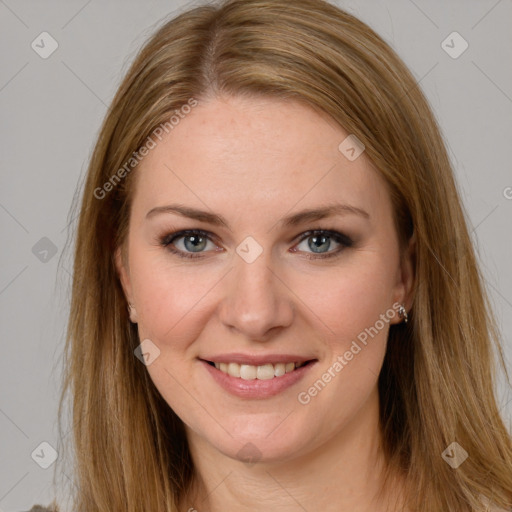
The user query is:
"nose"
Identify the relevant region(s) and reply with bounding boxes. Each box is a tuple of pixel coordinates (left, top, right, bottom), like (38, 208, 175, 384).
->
(218, 249, 295, 342)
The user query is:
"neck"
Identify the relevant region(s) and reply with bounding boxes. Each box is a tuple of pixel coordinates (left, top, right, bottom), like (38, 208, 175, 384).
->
(180, 387, 407, 512)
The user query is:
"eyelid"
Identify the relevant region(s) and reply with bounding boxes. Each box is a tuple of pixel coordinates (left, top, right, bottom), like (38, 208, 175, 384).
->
(160, 228, 216, 246)
(294, 229, 353, 246)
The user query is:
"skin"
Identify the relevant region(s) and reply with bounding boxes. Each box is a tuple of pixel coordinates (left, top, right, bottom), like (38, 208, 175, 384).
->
(115, 94, 414, 512)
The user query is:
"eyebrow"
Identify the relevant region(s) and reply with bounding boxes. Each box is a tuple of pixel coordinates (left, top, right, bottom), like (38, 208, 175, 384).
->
(146, 203, 370, 229)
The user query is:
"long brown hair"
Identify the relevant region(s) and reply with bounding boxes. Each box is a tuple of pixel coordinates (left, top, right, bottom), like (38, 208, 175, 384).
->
(55, 0, 512, 510)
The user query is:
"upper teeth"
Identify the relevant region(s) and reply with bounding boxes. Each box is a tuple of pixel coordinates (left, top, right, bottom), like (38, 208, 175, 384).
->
(214, 362, 302, 380)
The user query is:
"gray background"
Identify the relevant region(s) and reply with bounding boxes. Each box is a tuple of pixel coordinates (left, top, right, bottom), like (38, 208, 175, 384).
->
(1, 0, 511, 510)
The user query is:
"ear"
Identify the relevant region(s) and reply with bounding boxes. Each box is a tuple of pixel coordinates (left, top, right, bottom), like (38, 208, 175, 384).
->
(114, 246, 138, 323)
(390, 233, 415, 324)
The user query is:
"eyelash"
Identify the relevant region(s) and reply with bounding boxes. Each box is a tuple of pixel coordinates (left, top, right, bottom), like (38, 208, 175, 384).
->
(159, 229, 354, 260)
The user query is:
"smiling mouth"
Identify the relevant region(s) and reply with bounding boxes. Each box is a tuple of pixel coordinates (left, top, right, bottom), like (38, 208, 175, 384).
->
(204, 360, 316, 380)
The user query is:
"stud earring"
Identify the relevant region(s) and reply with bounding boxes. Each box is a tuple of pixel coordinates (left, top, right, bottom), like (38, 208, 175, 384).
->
(128, 303, 138, 323)
(398, 304, 408, 324)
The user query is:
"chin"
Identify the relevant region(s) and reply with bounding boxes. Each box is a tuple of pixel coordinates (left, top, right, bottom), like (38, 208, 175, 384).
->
(193, 414, 316, 465)
(224, 436, 307, 465)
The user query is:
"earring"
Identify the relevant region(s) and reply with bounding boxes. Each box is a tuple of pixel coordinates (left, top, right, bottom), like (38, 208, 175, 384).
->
(128, 303, 138, 323)
(398, 304, 408, 324)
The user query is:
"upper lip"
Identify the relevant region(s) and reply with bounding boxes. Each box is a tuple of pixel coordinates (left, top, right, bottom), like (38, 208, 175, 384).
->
(200, 353, 316, 366)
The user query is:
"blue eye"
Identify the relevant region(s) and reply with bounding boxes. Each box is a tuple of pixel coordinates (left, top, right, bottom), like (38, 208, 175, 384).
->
(161, 230, 217, 259)
(293, 230, 353, 259)
(160, 229, 353, 260)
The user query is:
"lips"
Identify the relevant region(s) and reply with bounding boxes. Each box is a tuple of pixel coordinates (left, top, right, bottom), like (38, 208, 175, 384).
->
(199, 354, 317, 399)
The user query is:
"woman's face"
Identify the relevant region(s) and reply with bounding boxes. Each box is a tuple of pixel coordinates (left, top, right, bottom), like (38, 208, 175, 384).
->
(116, 95, 413, 463)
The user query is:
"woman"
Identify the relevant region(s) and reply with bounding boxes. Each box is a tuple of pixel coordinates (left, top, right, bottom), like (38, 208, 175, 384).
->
(34, 0, 512, 510)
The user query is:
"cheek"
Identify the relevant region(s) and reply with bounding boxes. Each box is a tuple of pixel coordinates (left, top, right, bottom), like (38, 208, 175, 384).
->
(306, 254, 398, 344)
(289, 263, 395, 434)
(296, 253, 398, 407)
(129, 248, 220, 343)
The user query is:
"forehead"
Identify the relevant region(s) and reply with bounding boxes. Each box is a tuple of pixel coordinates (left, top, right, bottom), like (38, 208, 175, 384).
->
(131, 95, 391, 224)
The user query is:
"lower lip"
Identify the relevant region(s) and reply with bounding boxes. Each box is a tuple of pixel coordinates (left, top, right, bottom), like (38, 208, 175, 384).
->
(200, 360, 316, 399)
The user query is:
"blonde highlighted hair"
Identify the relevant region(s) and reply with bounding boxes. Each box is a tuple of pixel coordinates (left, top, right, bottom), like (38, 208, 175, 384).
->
(54, 0, 512, 510)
